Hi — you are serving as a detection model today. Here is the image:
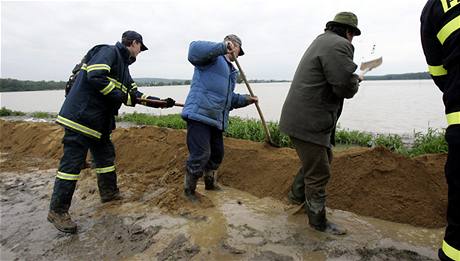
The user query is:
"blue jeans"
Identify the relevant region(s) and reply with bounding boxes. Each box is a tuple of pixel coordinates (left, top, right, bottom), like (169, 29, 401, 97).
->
(186, 119, 224, 177)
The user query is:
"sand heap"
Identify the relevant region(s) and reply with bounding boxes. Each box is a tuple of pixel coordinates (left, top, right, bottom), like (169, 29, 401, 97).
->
(0, 120, 447, 228)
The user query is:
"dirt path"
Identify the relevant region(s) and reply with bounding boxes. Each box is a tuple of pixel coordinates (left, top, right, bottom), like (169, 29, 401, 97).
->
(0, 119, 448, 260)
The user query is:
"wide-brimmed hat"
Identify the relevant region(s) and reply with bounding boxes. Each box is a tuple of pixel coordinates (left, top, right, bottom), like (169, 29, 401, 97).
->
(224, 34, 244, 56)
(326, 12, 361, 36)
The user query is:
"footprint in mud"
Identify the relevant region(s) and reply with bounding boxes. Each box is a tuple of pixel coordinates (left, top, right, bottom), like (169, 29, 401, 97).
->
(156, 234, 200, 260)
(42, 215, 160, 260)
(250, 250, 294, 261)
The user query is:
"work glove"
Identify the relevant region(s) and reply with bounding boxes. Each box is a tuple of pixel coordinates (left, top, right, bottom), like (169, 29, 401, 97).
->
(161, 98, 176, 108)
(125, 90, 137, 106)
(139, 96, 161, 108)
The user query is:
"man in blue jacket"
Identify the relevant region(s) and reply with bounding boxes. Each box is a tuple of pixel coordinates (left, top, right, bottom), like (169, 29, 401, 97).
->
(181, 34, 257, 201)
(48, 31, 175, 233)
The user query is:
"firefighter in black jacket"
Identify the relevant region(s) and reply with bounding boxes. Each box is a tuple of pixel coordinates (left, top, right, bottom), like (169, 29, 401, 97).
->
(48, 31, 175, 233)
(421, 1, 460, 260)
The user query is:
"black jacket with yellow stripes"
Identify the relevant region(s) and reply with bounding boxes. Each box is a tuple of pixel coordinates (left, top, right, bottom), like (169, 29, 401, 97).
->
(57, 42, 153, 139)
(421, 0, 460, 116)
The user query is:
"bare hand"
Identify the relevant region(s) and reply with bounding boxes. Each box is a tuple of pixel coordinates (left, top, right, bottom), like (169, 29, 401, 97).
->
(248, 96, 258, 104)
(226, 40, 235, 54)
(226, 40, 240, 59)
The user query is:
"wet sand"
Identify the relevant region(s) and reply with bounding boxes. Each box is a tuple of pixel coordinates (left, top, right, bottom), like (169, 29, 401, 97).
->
(0, 119, 447, 260)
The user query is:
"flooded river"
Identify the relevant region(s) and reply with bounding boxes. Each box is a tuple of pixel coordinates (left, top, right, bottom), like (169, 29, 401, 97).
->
(0, 80, 445, 134)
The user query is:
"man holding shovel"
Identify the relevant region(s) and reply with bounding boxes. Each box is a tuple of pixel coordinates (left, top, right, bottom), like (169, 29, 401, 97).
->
(181, 34, 258, 202)
(421, 1, 460, 260)
(48, 31, 175, 233)
(279, 12, 363, 235)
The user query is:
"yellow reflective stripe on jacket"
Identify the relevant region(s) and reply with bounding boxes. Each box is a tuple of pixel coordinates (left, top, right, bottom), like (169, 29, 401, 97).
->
(107, 77, 128, 93)
(141, 94, 148, 99)
(100, 81, 116, 95)
(447, 111, 460, 126)
(56, 171, 79, 181)
(56, 116, 102, 139)
(428, 65, 448, 76)
(441, 0, 460, 13)
(437, 14, 460, 44)
(86, 64, 111, 73)
(81, 64, 88, 71)
(127, 93, 133, 105)
(95, 165, 116, 174)
(442, 240, 460, 261)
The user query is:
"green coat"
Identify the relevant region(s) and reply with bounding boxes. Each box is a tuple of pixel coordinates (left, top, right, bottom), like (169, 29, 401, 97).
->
(279, 31, 360, 148)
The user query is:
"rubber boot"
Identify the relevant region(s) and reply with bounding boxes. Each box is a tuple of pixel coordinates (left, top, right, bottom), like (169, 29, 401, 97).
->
(204, 170, 221, 191)
(97, 172, 121, 203)
(184, 171, 199, 202)
(48, 178, 78, 233)
(288, 190, 304, 205)
(306, 208, 346, 235)
(289, 169, 306, 204)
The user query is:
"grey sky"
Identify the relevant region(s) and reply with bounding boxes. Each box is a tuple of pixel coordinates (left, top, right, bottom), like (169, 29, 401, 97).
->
(1, 0, 429, 81)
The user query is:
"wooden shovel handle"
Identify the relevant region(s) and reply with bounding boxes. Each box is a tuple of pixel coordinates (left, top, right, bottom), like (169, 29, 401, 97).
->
(232, 55, 274, 145)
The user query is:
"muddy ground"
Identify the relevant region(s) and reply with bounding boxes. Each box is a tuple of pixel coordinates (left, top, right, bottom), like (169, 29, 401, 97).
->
(0, 119, 448, 260)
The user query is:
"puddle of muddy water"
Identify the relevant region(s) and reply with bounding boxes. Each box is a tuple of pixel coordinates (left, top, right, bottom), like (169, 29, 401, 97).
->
(1, 169, 443, 261)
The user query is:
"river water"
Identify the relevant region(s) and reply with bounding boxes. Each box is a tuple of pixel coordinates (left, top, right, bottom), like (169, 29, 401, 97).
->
(0, 80, 445, 134)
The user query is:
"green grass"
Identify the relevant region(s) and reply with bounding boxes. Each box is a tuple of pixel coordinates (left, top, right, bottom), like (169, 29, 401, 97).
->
(1, 109, 447, 156)
(117, 113, 448, 156)
(335, 129, 373, 146)
(0, 107, 26, 116)
(409, 128, 447, 156)
(117, 112, 186, 129)
(31, 111, 56, 118)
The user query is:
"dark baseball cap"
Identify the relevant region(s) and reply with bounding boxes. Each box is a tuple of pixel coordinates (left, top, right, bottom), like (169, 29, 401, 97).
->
(122, 30, 148, 51)
(224, 34, 244, 56)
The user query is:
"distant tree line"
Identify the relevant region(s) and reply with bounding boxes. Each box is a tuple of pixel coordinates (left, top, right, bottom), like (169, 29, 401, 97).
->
(140, 80, 191, 86)
(0, 72, 433, 92)
(365, 72, 431, 81)
(0, 78, 65, 92)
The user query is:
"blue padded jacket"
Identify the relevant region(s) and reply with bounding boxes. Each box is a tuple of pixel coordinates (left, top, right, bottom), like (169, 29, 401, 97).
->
(181, 41, 250, 130)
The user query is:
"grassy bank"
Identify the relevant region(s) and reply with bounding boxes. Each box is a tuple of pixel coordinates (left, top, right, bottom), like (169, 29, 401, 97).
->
(117, 112, 447, 157)
(0, 108, 446, 156)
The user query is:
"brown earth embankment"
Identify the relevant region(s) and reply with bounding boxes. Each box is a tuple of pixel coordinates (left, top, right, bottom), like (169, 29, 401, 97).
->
(0, 120, 447, 228)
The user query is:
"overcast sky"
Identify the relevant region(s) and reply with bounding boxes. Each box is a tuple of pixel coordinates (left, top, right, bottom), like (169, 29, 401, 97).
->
(1, 0, 429, 81)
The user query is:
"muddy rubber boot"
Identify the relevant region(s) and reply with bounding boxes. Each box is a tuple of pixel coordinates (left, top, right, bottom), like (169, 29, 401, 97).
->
(184, 171, 199, 202)
(47, 210, 77, 234)
(204, 170, 221, 191)
(306, 208, 346, 235)
(289, 170, 306, 204)
(97, 172, 122, 203)
(288, 190, 304, 205)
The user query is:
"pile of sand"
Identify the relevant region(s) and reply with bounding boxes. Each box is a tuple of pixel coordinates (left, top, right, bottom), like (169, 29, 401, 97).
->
(0, 120, 447, 228)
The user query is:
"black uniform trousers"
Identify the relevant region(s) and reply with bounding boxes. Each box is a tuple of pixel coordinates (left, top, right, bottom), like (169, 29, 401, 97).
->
(440, 125, 460, 261)
(439, 64, 460, 261)
(49, 128, 117, 213)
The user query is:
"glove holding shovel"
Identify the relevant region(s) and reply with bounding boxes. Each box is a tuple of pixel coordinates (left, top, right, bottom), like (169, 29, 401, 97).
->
(137, 96, 183, 108)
